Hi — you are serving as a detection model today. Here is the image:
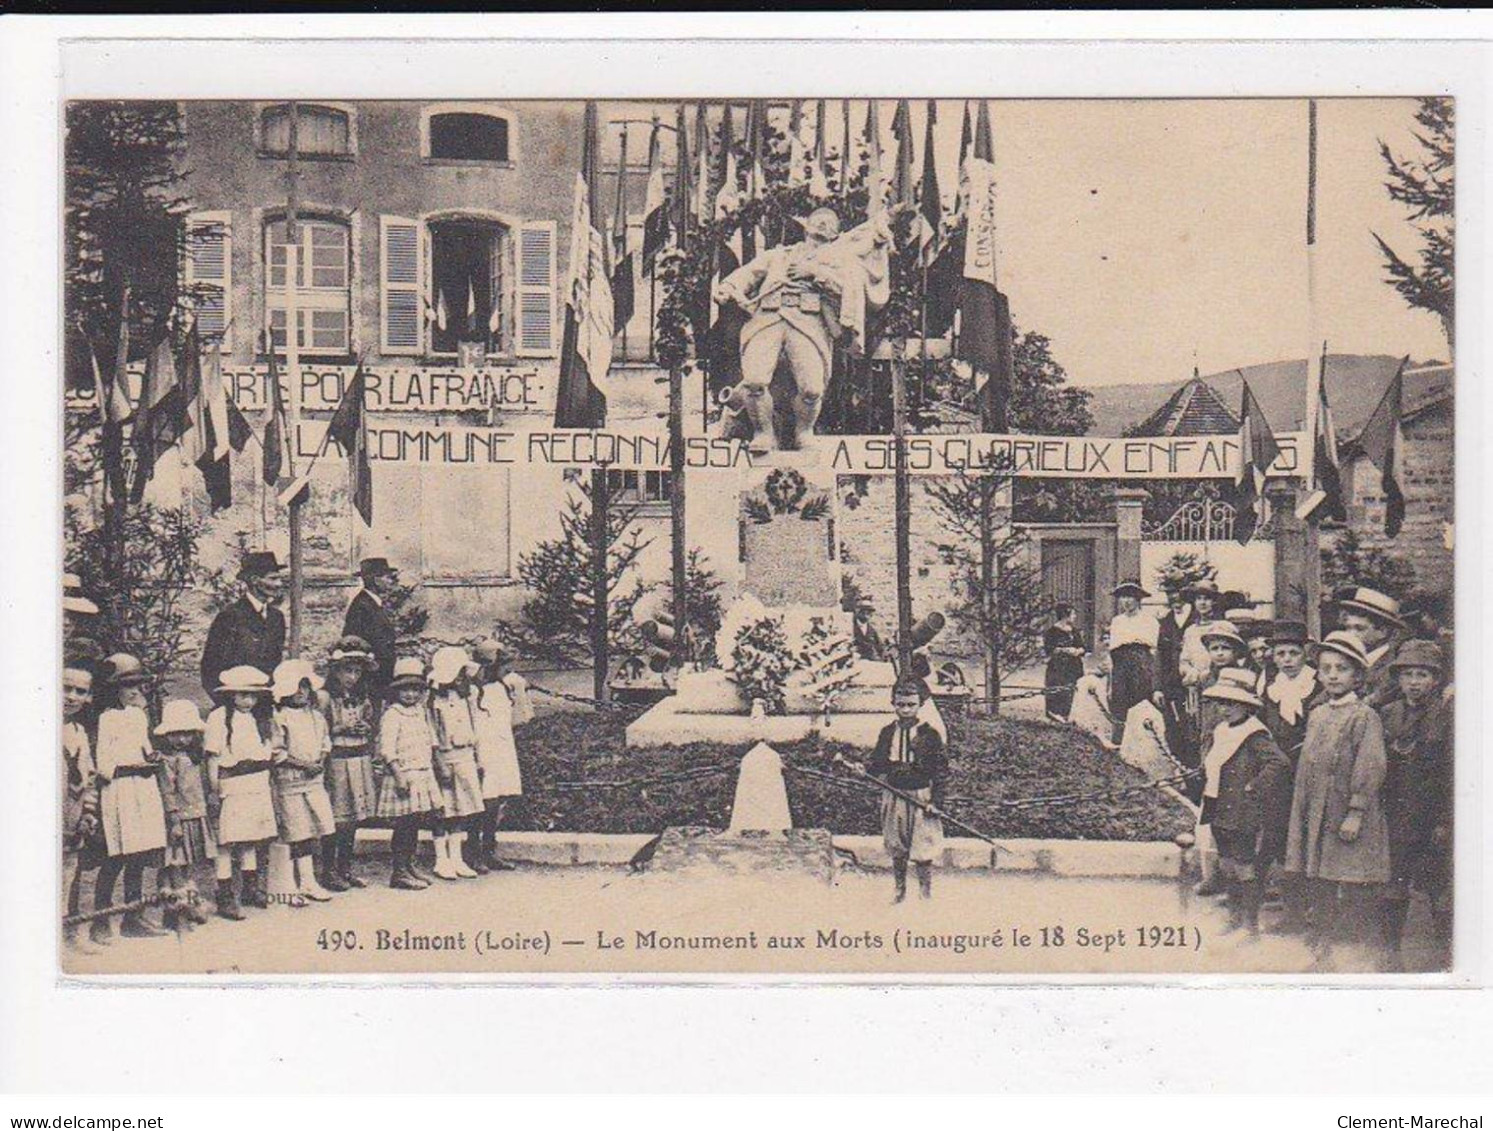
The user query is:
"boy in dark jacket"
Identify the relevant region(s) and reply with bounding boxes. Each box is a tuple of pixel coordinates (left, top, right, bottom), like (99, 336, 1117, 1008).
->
(1379, 639, 1453, 968)
(1199, 668, 1293, 936)
(863, 679, 947, 903)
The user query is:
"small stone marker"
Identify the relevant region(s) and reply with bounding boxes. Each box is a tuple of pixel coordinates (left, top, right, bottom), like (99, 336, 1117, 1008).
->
(728, 742, 793, 835)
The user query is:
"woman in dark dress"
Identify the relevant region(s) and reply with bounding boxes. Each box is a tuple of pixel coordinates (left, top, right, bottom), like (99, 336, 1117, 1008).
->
(1043, 604, 1087, 722)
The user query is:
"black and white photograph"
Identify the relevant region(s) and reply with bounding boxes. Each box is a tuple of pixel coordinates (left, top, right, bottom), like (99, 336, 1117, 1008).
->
(50, 82, 1460, 980)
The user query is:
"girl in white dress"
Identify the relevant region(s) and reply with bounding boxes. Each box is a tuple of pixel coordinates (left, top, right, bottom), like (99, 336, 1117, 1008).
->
(428, 646, 483, 880)
(205, 665, 279, 919)
(271, 660, 338, 903)
(91, 654, 169, 940)
(468, 639, 531, 871)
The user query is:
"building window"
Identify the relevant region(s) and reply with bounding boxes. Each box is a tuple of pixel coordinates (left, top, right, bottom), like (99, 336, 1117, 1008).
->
(428, 217, 509, 357)
(260, 103, 353, 158)
(607, 470, 673, 508)
(264, 217, 352, 356)
(427, 112, 509, 162)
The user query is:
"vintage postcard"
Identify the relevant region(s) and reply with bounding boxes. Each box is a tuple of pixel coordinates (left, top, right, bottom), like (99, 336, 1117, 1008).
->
(59, 92, 1456, 979)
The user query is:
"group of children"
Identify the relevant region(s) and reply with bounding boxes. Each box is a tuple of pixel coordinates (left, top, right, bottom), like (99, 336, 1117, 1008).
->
(62, 634, 533, 950)
(1059, 582, 1452, 968)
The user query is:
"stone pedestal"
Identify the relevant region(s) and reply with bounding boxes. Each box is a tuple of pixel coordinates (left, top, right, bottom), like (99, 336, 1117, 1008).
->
(1113, 487, 1150, 583)
(729, 743, 793, 834)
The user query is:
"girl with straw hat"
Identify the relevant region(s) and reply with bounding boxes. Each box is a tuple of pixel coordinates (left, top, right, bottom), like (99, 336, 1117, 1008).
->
(1190, 619, 1252, 894)
(1198, 669, 1292, 936)
(91, 654, 169, 941)
(322, 636, 380, 889)
(376, 656, 441, 890)
(1283, 630, 1392, 967)
(154, 699, 215, 930)
(271, 659, 338, 903)
(204, 665, 278, 920)
(469, 639, 532, 872)
(427, 646, 483, 880)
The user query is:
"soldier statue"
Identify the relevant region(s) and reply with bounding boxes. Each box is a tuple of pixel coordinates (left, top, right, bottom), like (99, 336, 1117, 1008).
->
(713, 207, 892, 453)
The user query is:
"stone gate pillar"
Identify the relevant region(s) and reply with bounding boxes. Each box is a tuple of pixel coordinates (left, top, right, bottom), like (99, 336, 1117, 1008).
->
(1112, 487, 1149, 584)
(1266, 479, 1321, 637)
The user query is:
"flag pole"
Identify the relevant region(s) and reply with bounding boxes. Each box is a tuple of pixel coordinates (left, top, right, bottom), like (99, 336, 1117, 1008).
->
(1301, 99, 1323, 640)
(285, 99, 306, 658)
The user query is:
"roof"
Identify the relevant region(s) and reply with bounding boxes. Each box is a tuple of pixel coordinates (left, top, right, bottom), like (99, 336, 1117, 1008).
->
(1089, 355, 1454, 439)
(1128, 376, 1239, 437)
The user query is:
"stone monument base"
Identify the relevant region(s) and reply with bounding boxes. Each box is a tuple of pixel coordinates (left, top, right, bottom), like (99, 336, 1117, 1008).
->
(644, 826, 837, 884)
(624, 696, 893, 750)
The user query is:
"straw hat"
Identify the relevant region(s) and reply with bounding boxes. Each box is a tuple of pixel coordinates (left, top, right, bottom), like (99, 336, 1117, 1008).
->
(1335, 586, 1405, 628)
(471, 638, 506, 666)
(272, 659, 324, 701)
(1187, 579, 1221, 599)
(1201, 621, 1246, 650)
(428, 645, 472, 688)
(1202, 667, 1263, 708)
(1316, 630, 1371, 671)
(1113, 581, 1149, 599)
(1389, 638, 1445, 675)
(329, 635, 377, 667)
(388, 656, 427, 691)
(216, 665, 272, 696)
(106, 653, 149, 686)
(155, 698, 206, 735)
(63, 573, 99, 616)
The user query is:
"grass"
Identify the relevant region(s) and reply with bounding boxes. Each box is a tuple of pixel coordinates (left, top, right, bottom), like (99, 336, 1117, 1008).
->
(509, 707, 1194, 842)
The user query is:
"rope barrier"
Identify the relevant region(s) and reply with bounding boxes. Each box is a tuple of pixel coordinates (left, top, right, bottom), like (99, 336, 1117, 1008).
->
(62, 886, 202, 928)
(530, 761, 738, 793)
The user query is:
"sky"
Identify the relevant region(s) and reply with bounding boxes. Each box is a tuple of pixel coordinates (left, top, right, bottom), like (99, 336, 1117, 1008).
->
(612, 97, 1451, 388)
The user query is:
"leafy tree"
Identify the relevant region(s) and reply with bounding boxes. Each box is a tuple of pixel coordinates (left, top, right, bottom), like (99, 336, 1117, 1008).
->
(926, 461, 1050, 714)
(1373, 97, 1454, 353)
(64, 500, 205, 710)
(498, 477, 652, 666)
(670, 548, 725, 666)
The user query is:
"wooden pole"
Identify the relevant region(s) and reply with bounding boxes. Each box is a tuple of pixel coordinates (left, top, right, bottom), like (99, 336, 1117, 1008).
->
(285, 100, 305, 658)
(893, 343, 913, 676)
(669, 362, 688, 665)
(591, 466, 611, 703)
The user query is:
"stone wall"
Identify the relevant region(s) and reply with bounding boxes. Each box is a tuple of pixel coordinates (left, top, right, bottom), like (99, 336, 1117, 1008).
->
(1330, 398, 1454, 595)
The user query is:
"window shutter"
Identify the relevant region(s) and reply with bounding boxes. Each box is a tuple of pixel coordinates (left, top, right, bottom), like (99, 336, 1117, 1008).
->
(381, 214, 423, 355)
(516, 220, 556, 358)
(186, 211, 232, 351)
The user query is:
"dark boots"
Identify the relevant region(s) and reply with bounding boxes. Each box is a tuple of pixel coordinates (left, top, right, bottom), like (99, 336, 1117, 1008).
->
(217, 876, 246, 920)
(915, 862, 933, 900)
(390, 825, 429, 890)
(241, 865, 268, 909)
(892, 857, 908, 904)
(337, 828, 367, 888)
(320, 835, 350, 893)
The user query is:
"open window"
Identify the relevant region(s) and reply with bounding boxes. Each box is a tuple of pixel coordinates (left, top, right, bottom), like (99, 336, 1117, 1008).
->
(428, 217, 509, 357)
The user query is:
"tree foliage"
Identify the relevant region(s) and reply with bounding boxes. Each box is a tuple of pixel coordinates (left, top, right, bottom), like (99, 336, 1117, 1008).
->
(64, 500, 205, 708)
(1321, 528, 1417, 606)
(1373, 97, 1454, 352)
(65, 101, 191, 391)
(926, 466, 1050, 682)
(498, 477, 652, 665)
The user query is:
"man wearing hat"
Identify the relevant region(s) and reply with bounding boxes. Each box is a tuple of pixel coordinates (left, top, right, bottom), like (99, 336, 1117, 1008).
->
(343, 557, 401, 696)
(1105, 581, 1159, 745)
(200, 551, 287, 699)
(1378, 639, 1453, 967)
(1335, 586, 1407, 711)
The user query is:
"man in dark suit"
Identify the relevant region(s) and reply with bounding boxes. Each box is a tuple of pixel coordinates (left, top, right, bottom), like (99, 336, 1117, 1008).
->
(343, 557, 400, 696)
(200, 551, 287, 697)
